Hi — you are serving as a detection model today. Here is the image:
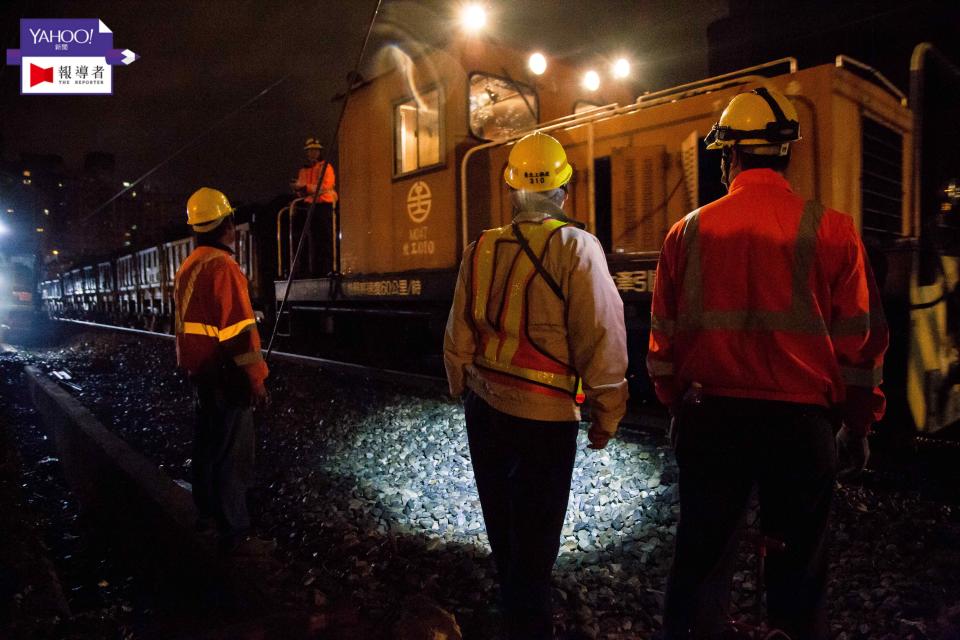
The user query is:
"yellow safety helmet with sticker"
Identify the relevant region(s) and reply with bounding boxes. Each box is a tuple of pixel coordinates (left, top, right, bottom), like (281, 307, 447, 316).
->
(186, 187, 235, 232)
(504, 131, 573, 192)
(704, 87, 800, 156)
(304, 137, 323, 151)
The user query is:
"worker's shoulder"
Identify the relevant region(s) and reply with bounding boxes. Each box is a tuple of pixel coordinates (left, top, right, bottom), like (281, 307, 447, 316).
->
(554, 223, 604, 253)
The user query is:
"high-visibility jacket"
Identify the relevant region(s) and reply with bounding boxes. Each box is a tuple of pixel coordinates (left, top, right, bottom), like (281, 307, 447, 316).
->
(174, 242, 268, 391)
(646, 169, 888, 435)
(444, 208, 628, 435)
(295, 161, 337, 204)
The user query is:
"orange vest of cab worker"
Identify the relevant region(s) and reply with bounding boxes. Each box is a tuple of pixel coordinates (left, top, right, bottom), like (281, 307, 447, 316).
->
(175, 188, 268, 394)
(295, 139, 337, 204)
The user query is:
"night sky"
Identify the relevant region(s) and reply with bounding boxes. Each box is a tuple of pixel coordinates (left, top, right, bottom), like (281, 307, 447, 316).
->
(1, 0, 727, 206)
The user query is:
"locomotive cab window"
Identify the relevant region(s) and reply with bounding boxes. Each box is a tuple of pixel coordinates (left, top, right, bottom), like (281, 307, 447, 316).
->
(469, 73, 538, 140)
(394, 88, 442, 176)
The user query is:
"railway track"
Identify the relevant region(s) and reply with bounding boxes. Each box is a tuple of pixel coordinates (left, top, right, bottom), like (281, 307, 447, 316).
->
(49, 318, 667, 432)
(53, 318, 448, 393)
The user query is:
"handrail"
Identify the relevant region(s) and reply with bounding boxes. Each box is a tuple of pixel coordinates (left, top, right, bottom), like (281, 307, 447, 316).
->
(277, 198, 305, 277)
(637, 57, 798, 105)
(835, 55, 907, 106)
(459, 103, 644, 250)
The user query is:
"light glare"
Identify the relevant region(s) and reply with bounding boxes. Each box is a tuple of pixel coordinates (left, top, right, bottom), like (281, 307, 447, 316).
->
(528, 52, 547, 76)
(0, 221, 8, 235)
(460, 4, 486, 33)
(613, 58, 631, 79)
(582, 70, 601, 92)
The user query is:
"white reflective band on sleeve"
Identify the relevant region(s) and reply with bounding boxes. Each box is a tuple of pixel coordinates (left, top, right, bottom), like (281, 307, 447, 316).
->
(647, 359, 675, 377)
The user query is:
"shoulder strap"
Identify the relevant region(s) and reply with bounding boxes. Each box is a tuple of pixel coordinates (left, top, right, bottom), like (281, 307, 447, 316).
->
(511, 221, 565, 302)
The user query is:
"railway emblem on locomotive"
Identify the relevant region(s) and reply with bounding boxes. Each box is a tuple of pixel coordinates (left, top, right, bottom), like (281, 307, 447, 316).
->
(406, 181, 432, 224)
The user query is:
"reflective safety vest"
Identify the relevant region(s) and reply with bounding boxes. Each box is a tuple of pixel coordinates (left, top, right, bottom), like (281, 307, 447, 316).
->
(174, 244, 268, 387)
(646, 169, 887, 431)
(470, 218, 585, 402)
(296, 161, 337, 204)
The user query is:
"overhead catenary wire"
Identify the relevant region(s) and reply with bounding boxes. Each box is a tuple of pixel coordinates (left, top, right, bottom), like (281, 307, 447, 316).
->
(265, 0, 384, 360)
(81, 74, 291, 222)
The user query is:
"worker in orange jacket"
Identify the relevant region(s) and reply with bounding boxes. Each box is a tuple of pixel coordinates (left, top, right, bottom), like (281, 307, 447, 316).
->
(293, 138, 338, 275)
(175, 187, 272, 555)
(444, 132, 628, 639)
(648, 88, 888, 639)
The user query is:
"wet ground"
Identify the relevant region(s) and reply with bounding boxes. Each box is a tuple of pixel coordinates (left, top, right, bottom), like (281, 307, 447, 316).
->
(2, 327, 960, 638)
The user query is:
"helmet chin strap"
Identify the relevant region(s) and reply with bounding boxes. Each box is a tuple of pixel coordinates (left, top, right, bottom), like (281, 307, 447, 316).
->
(721, 147, 734, 190)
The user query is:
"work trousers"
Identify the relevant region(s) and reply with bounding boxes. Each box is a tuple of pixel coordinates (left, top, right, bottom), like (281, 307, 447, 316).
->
(295, 201, 335, 276)
(663, 397, 837, 640)
(464, 390, 579, 640)
(192, 382, 255, 545)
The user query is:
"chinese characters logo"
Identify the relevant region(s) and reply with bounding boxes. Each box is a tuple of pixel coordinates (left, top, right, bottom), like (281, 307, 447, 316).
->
(6, 19, 138, 95)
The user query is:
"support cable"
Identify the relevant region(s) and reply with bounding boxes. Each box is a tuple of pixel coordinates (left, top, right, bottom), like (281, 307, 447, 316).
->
(265, 0, 383, 359)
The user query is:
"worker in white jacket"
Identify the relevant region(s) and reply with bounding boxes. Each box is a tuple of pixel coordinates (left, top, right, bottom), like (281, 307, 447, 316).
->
(443, 132, 628, 640)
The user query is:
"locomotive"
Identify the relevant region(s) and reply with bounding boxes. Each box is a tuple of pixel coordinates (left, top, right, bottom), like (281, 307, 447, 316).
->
(41, 37, 960, 436)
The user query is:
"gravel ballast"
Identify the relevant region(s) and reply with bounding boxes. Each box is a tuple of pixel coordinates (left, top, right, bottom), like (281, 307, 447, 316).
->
(8, 329, 960, 639)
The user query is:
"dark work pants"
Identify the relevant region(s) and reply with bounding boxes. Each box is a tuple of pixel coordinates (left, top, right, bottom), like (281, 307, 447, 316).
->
(464, 390, 579, 640)
(663, 397, 837, 640)
(192, 382, 255, 544)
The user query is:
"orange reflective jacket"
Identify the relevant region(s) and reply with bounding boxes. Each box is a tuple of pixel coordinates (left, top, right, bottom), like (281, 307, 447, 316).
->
(174, 244, 268, 390)
(647, 169, 888, 434)
(295, 161, 337, 204)
(470, 218, 584, 402)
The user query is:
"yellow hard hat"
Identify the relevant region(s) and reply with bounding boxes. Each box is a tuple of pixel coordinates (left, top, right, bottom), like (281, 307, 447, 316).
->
(704, 87, 800, 156)
(503, 131, 573, 192)
(304, 137, 323, 151)
(186, 187, 235, 232)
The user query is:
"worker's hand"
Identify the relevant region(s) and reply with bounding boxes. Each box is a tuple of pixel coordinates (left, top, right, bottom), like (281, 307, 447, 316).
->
(251, 384, 271, 411)
(587, 424, 612, 450)
(836, 424, 869, 478)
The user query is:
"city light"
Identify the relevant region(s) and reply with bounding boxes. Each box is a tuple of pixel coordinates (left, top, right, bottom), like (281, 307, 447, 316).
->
(22, 170, 31, 177)
(6, 209, 13, 214)
(36, 227, 44, 233)
(460, 4, 487, 33)
(612, 58, 631, 79)
(582, 70, 601, 92)
(43, 209, 49, 215)
(52, 250, 59, 256)
(123, 181, 132, 187)
(528, 52, 547, 76)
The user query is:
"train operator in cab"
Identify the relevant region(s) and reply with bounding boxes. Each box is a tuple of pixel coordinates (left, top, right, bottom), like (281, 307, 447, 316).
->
(444, 132, 628, 639)
(293, 137, 338, 275)
(174, 187, 273, 555)
(647, 88, 888, 639)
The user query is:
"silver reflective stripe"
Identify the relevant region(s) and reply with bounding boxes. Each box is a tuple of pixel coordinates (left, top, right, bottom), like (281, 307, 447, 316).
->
(841, 365, 883, 387)
(650, 314, 676, 336)
(678, 200, 829, 335)
(647, 358, 675, 376)
(830, 313, 870, 337)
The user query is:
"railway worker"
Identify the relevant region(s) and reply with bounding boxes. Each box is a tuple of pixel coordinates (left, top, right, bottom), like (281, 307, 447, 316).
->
(293, 137, 338, 275)
(174, 187, 272, 555)
(443, 132, 628, 639)
(647, 87, 889, 639)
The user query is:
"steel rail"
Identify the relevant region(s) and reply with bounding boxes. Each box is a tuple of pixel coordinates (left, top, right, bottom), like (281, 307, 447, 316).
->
(53, 318, 446, 393)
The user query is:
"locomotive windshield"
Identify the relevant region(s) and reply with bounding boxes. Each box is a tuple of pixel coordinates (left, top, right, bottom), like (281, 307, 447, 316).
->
(468, 73, 538, 140)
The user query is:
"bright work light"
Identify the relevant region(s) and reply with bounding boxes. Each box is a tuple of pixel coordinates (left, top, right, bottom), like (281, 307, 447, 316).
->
(460, 4, 487, 33)
(612, 58, 631, 79)
(528, 52, 547, 76)
(582, 70, 600, 92)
